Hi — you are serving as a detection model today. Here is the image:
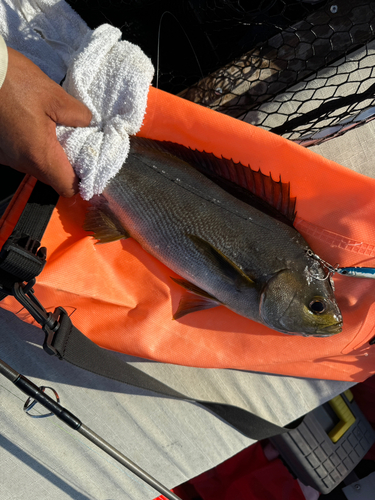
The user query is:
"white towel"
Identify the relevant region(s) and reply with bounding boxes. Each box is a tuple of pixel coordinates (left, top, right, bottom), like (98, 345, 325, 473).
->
(0, 0, 154, 200)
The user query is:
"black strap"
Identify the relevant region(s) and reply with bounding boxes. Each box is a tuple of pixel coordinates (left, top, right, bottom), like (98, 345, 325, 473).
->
(0, 181, 59, 299)
(10, 180, 59, 240)
(0, 181, 295, 440)
(51, 309, 291, 440)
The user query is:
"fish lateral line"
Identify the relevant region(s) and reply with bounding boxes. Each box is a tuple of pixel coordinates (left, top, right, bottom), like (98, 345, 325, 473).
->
(132, 151, 277, 233)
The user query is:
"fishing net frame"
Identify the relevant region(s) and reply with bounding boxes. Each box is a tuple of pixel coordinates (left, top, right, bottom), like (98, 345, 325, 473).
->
(177, 0, 375, 146)
(69, 0, 375, 146)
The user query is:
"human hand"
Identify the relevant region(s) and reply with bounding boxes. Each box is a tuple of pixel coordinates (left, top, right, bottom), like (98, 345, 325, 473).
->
(0, 48, 92, 197)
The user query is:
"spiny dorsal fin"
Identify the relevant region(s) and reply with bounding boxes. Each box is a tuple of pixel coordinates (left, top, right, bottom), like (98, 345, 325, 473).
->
(132, 137, 296, 225)
(84, 206, 130, 243)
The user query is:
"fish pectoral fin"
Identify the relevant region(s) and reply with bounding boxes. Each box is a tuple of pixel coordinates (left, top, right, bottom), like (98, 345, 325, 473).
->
(173, 291, 220, 320)
(188, 234, 256, 289)
(171, 276, 219, 300)
(171, 277, 220, 319)
(84, 207, 130, 243)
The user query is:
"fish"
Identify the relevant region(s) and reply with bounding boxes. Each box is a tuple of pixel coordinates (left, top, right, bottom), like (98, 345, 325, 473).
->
(84, 136, 343, 336)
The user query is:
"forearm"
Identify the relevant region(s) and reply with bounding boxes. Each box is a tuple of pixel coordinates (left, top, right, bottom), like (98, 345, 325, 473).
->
(0, 34, 8, 89)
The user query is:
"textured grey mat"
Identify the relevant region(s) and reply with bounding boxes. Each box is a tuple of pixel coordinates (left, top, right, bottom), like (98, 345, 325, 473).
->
(0, 308, 353, 499)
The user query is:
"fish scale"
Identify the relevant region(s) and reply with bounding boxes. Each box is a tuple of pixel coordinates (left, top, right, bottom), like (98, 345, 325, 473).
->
(106, 143, 282, 277)
(87, 136, 342, 335)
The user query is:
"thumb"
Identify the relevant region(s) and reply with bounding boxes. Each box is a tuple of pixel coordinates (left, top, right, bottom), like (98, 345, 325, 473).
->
(39, 135, 80, 198)
(49, 88, 93, 128)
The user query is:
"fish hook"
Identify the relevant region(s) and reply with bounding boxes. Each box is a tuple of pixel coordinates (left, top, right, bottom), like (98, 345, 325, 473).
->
(305, 250, 340, 281)
(306, 251, 375, 283)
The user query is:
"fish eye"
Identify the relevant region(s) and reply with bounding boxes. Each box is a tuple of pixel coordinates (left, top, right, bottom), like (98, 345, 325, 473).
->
(309, 299, 326, 315)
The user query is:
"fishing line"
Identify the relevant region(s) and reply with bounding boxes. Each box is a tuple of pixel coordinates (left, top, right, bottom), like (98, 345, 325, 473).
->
(156, 11, 204, 89)
(0, 358, 182, 500)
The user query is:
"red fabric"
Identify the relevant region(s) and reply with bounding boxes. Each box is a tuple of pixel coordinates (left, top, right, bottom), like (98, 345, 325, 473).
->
(172, 443, 306, 500)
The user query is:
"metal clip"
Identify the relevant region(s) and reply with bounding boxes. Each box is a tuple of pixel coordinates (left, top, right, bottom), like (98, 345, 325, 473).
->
(0, 231, 47, 283)
(306, 251, 375, 283)
(306, 250, 340, 281)
(12, 282, 64, 358)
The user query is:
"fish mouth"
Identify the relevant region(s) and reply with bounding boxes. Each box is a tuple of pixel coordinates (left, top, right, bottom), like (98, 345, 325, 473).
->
(276, 321, 343, 337)
(311, 322, 343, 337)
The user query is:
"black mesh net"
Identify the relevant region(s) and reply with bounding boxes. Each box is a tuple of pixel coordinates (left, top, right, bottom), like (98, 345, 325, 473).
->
(68, 0, 375, 145)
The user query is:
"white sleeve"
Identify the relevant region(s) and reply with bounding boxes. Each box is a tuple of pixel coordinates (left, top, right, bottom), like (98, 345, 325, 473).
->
(0, 34, 8, 89)
(0, 1, 154, 200)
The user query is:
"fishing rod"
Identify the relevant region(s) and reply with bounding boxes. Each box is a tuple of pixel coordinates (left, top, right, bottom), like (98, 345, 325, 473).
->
(0, 357, 182, 500)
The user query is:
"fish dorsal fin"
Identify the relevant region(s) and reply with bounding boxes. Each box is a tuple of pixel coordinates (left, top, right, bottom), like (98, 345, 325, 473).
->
(133, 137, 296, 226)
(84, 206, 130, 243)
(171, 277, 220, 319)
(188, 235, 256, 289)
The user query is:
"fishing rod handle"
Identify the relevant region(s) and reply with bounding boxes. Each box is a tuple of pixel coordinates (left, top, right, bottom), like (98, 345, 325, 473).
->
(0, 358, 182, 499)
(13, 372, 81, 430)
(0, 358, 19, 382)
(0, 358, 81, 429)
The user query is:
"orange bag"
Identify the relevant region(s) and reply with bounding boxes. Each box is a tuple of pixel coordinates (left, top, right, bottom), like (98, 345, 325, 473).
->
(1, 86, 375, 382)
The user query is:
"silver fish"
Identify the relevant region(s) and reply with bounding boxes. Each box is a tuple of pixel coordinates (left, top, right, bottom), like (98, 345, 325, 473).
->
(85, 136, 342, 336)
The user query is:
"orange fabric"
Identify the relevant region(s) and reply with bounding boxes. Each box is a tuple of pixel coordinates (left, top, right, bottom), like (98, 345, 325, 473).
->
(2, 86, 375, 382)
